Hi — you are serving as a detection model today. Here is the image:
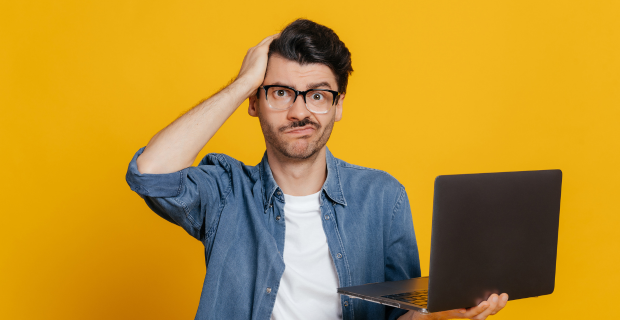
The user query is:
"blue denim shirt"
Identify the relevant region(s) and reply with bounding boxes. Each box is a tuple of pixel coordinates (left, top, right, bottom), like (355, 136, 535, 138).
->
(126, 146, 421, 320)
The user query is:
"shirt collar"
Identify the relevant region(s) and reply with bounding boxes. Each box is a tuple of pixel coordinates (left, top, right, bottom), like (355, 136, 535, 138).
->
(259, 146, 347, 213)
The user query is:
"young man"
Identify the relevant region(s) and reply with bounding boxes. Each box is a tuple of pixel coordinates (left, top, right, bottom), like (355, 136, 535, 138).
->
(126, 19, 508, 320)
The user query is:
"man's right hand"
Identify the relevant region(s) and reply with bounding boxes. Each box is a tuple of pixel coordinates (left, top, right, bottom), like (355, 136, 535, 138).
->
(235, 33, 279, 97)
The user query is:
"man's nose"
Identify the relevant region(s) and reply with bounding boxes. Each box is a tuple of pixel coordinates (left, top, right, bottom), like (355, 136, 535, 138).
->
(287, 94, 312, 121)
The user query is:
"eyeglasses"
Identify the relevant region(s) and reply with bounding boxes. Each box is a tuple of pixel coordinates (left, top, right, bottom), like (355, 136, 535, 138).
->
(260, 85, 340, 114)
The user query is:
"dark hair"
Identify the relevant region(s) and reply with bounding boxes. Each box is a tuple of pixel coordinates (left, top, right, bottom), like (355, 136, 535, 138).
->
(268, 19, 353, 94)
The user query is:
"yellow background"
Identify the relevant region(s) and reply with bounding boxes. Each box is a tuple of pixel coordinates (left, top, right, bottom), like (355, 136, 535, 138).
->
(2, 1, 618, 319)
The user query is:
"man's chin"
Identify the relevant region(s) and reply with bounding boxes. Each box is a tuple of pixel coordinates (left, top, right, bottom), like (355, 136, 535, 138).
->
(279, 142, 321, 160)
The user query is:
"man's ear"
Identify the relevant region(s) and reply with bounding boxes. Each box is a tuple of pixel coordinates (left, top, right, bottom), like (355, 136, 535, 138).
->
(335, 93, 345, 122)
(248, 93, 259, 117)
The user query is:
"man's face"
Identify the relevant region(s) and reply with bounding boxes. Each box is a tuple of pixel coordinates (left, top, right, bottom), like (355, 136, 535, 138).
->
(249, 54, 344, 160)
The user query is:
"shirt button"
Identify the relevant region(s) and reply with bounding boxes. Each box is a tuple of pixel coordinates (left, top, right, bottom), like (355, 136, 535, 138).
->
(266, 287, 272, 294)
(324, 215, 330, 220)
(344, 301, 349, 307)
(269, 204, 273, 208)
(337, 253, 342, 259)
(276, 215, 281, 221)
(276, 191, 281, 195)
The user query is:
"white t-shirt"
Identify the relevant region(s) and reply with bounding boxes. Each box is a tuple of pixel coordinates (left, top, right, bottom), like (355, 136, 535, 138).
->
(270, 191, 343, 320)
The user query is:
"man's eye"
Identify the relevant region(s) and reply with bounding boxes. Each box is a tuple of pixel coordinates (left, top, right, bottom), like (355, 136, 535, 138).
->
(312, 93, 323, 100)
(276, 90, 286, 97)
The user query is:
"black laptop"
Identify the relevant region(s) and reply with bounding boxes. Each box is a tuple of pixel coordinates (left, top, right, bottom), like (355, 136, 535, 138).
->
(338, 169, 562, 314)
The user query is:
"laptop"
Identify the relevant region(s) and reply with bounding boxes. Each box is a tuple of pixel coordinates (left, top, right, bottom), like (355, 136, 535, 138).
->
(338, 169, 562, 314)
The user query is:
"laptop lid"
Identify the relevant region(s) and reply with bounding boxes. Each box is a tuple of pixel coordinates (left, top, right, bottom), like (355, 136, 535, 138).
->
(427, 169, 562, 312)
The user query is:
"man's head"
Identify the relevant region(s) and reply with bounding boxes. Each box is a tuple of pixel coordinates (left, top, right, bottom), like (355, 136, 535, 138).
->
(268, 19, 353, 94)
(249, 19, 353, 160)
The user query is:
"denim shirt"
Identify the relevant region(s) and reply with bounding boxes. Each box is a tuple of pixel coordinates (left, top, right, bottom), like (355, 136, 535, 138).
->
(126, 147, 421, 320)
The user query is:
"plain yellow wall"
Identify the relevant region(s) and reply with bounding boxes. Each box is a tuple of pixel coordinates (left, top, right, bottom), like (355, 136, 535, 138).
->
(2, 1, 619, 319)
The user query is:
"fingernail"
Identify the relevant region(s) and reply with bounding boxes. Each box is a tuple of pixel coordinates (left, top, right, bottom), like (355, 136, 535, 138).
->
(459, 309, 466, 314)
(493, 296, 498, 303)
(502, 295, 508, 301)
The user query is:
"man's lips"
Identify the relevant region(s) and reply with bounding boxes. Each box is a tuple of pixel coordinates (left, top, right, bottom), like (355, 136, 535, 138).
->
(284, 126, 316, 135)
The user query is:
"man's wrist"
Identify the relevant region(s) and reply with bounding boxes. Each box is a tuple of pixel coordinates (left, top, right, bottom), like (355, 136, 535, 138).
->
(398, 310, 429, 320)
(410, 311, 438, 320)
(230, 76, 259, 98)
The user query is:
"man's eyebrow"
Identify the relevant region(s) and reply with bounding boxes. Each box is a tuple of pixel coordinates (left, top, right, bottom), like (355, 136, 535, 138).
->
(268, 81, 294, 88)
(306, 82, 333, 90)
(265, 81, 333, 90)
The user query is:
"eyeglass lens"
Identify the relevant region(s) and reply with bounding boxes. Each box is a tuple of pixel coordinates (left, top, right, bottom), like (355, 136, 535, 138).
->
(266, 86, 334, 113)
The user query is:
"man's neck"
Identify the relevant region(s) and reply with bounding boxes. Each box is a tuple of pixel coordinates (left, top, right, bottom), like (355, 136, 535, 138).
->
(266, 146, 328, 197)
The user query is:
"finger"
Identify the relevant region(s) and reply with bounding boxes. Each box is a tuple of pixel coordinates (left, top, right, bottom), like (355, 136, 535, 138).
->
(452, 308, 469, 319)
(490, 293, 509, 315)
(472, 294, 499, 320)
(257, 33, 280, 47)
(461, 301, 490, 319)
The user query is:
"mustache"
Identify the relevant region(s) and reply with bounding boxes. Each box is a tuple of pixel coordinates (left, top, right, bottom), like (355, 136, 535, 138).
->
(278, 118, 321, 132)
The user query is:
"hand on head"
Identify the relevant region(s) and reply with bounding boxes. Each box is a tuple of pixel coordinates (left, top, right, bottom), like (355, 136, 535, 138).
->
(236, 33, 280, 97)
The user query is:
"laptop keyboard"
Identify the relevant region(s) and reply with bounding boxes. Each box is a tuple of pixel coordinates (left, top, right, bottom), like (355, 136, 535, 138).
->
(382, 290, 428, 308)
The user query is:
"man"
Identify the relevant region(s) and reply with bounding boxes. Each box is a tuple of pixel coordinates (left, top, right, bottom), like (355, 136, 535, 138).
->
(126, 19, 508, 320)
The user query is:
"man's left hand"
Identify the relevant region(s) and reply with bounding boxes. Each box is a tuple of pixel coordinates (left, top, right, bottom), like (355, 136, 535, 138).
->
(398, 293, 509, 320)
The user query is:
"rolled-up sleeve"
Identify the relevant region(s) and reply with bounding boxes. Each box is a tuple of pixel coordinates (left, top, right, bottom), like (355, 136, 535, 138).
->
(125, 147, 230, 242)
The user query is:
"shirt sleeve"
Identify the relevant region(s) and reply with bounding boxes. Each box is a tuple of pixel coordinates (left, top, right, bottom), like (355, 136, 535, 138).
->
(125, 147, 231, 242)
(385, 186, 422, 320)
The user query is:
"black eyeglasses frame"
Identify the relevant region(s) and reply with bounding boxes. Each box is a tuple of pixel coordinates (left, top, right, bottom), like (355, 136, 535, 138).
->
(260, 85, 341, 110)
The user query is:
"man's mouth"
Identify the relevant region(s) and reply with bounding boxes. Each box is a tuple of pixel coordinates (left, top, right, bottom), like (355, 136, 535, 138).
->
(284, 125, 316, 135)
(279, 118, 320, 134)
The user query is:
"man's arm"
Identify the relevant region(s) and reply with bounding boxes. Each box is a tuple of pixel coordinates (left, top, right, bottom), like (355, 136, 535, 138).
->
(136, 34, 278, 174)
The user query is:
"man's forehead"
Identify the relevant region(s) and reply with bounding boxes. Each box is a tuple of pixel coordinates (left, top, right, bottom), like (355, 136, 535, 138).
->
(264, 55, 337, 89)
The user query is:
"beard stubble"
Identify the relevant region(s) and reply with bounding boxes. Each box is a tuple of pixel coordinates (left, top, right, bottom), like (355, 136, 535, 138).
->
(258, 111, 336, 160)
